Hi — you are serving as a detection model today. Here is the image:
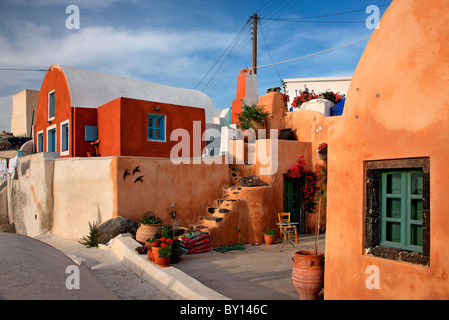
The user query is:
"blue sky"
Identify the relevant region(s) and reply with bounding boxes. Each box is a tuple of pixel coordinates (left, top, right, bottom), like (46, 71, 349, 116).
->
(0, 0, 390, 132)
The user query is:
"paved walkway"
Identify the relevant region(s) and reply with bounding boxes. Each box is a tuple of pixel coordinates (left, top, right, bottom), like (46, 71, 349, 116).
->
(0, 231, 325, 300)
(175, 233, 325, 300)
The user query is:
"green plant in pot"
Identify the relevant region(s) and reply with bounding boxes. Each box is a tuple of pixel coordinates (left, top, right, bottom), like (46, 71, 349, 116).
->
(135, 211, 162, 244)
(157, 243, 172, 267)
(263, 227, 276, 245)
(237, 104, 270, 138)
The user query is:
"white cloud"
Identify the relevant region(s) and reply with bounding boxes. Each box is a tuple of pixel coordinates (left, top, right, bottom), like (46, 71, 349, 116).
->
(0, 18, 237, 131)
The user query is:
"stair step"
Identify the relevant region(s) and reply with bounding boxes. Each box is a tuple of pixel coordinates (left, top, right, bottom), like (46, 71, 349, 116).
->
(218, 208, 230, 214)
(199, 216, 223, 223)
(207, 207, 217, 214)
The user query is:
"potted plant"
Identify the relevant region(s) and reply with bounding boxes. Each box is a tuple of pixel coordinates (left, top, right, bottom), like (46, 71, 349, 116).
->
(151, 237, 173, 266)
(157, 244, 172, 267)
(135, 211, 162, 244)
(237, 104, 270, 138)
(170, 239, 183, 264)
(263, 227, 276, 245)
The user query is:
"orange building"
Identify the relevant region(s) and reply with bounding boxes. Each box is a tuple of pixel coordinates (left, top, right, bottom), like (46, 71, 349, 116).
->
(34, 65, 213, 158)
(324, 0, 449, 299)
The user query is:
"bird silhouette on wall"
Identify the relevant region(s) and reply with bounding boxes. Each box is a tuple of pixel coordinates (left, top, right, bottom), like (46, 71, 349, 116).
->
(134, 175, 144, 183)
(123, 169, 130, 180)
(132, 166, 141, 175)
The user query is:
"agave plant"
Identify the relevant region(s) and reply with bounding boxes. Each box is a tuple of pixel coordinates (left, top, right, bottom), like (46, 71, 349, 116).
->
(78, 221, 100, 248)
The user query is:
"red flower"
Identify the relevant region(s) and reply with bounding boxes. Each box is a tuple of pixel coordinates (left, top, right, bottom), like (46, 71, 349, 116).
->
(160, 242, 168, 247)
(152, 241, 159, 247)
(166, 238, 173, 245)
(160, 237, 166, 242)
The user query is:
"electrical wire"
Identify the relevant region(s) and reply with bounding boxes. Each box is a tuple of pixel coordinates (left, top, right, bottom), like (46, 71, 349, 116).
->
(259, 3, 390, 22)
(194, 19, 250, 93)
(256, 35, 371, 68)
(0, 67, 47, 72)
(258, 20, 282, 83)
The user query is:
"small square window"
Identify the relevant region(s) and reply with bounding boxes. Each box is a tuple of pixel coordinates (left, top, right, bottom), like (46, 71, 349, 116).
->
(85, 126, 98, 142)
(147, 114, 165, 141)
(365, 158, 430, 266)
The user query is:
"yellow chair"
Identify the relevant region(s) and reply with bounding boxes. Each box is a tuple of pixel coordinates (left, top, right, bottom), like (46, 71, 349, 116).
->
(278, 212, 298, 243)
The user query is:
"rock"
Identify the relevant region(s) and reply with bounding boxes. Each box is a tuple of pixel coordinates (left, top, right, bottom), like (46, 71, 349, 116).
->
(97, 217, 139, 245)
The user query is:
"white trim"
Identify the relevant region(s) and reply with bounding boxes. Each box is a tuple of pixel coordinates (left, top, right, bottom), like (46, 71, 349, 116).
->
(60, 119, 70, 156)
(36, 130, 44, 153)
(46, 124, 57, 153)
(48, 89, 55, 121)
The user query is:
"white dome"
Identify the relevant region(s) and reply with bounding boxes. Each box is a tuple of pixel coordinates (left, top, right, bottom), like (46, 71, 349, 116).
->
(59, 65, 218, 122)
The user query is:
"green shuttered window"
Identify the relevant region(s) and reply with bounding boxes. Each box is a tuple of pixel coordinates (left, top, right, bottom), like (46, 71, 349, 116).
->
(381, 170, 423, 253)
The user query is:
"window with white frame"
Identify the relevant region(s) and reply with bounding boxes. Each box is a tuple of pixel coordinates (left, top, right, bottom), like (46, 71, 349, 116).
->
(48, 89, 55, 120)
(37, 130, 44, 153)
(46, 124, 57, 153)
(60, 120, 69, 155)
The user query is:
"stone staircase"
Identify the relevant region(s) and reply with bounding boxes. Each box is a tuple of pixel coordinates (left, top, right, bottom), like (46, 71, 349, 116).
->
(191, 167, 250, 247)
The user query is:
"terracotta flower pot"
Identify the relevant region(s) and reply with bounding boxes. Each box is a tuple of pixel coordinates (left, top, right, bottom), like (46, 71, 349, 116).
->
(147, 247, 154, 262)
(158, 256, 171, 267)
(291, 251, 324, 300)
(263, 234, 276, 245)
(135, 223, 162, 244)
(152, 246, 161, 264)
(306, 213, 318, 234)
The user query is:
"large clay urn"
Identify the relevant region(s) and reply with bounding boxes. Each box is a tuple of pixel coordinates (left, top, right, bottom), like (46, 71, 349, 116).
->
(135, 223, 162, 244)
(291, 250, 324, 300)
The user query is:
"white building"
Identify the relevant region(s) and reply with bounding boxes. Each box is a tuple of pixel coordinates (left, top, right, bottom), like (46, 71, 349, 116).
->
(283, 76, 352, 109)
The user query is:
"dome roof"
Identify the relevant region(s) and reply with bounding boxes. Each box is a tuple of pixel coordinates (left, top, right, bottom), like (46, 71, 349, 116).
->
(57, 65, 219, 122)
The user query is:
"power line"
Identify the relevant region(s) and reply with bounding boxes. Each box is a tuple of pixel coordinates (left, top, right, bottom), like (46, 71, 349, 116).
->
(259, 3, 390, 21)
(257, 35, 371, 68)
(193, 19, 250, 91)
(258, 20, 282, 83)
(0, 67, 47, 72)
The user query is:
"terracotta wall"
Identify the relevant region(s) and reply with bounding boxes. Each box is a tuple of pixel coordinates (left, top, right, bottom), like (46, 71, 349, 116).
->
(72, 107, 98, 157)
(97, 97, 206, 158)
(230, 69, 249, 124)
(34, 65, 72, 156)
(112, 156, 229, 228)
(324, 0, 449, 299)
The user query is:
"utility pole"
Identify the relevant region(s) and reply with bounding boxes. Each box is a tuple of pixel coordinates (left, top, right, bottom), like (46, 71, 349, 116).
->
(251, 13, 258, 75)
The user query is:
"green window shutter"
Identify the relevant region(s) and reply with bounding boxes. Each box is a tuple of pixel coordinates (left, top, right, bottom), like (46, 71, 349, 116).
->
(381, 170, 423, 252)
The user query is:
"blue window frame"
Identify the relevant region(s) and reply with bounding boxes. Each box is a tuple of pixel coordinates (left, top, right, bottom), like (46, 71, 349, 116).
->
(85, 126, 98, 142)
(48, 90, 55, 119)
(147, 114, 165, 141)
(37, 132, 44, 152)
(47, 128, 56, 152)
(61, 122, 69, 152)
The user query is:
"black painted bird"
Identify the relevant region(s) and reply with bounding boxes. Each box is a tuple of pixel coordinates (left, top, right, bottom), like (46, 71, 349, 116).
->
(123, 169, 130, 180)
(132, 166, 141, 175)
(134, 175, 144, 183)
